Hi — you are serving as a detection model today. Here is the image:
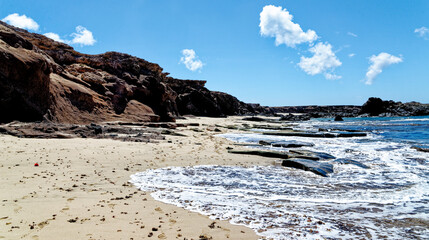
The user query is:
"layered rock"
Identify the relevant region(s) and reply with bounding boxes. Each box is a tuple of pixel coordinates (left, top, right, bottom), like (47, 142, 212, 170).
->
(0, 21, 261, 124)
(0, 24, 52, 122)
(165, 78, 261, 117)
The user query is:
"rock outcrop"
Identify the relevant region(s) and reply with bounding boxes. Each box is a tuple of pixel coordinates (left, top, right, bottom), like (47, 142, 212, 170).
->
(165, 78, 260, 117)
(281, 159, 334, 177)
(271, 105, 361, 118)
(0, 21, 261, 124)
(360, 97, 429, 117)
(268, 98, 429, 119)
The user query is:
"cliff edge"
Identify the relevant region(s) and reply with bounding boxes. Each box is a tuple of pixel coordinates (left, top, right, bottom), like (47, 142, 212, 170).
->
(0, 21, 261, 124)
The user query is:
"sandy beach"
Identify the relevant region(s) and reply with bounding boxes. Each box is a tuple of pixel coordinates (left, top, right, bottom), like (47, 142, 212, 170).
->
(0, 117, 272, 240)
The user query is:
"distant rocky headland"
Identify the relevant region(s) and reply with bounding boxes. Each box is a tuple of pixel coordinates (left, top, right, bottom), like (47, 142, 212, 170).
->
(1, 21, 428, 126)
(269, 97, 429, 119)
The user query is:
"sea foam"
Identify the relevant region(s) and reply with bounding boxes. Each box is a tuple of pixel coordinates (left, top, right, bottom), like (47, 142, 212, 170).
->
(130, 116, 429, 239)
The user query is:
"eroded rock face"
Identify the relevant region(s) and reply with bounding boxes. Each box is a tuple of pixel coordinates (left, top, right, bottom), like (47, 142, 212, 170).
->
(0, 21, 260, 124)
(166, 78, 260, 117)
(0, 24, 52, 122)
(360, 97, 429, 117)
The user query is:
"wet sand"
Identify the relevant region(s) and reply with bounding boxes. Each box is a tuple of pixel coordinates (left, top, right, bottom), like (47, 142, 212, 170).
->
(0, 117, 273, 240)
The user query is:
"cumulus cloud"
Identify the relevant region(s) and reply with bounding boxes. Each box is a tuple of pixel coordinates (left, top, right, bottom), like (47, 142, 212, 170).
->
(2, 13, 39, 31)
(43, 32, 66, 43)
(180, 49, 204, 71)
(414, 26, 429, 40)
(70, 26, 96, 46)
(348, 53, 356, 58)
(259, 5, 318, 47)
(365, 52, 403, 85)
(298, 42, 342, 79)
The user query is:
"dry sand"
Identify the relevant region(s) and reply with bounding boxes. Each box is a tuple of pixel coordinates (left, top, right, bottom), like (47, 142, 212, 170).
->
(0, 117, 275, 240)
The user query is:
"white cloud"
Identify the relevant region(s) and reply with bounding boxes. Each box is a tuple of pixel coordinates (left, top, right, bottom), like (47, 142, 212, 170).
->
(298, 42, 342, 79)
(365, 52, 403, 85)
(414, 26, 429, 40)
(70, 26, 96, 46)
(348, 53, 356, 58)
(259, 5, 318, 47)
(2, 13, 39, 31)
(347, 32, 358, 37)
(44, 26, 96, 46)
(324, 73, 342, 80)
(180, 49, 204, 71)
(43, 32, 66, 43)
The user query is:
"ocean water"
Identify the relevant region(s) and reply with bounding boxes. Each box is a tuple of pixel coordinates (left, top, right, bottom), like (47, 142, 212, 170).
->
(130, 116, 429, 239)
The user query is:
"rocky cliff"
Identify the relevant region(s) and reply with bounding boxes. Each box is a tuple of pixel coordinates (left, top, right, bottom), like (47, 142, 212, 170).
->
(360, 97, 429, 117)
(0, 21, 261, 124)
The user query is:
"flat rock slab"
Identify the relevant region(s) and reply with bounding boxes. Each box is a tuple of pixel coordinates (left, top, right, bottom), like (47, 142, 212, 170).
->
(263, 131, 337, 138)
(242, 117, 268, 122)
(412, 146, 429, 153)
(252, 125, 294, 131)
(333, 159, 370, 169)
(263, 131, 366, 138)
(289, 149, 336, 160)
(259, 140, 314, 148)
(319, 128, 366, 133)
(334, 132, 367, 137)
(282, 159, 334, 177)
(228, 150, 289, 159)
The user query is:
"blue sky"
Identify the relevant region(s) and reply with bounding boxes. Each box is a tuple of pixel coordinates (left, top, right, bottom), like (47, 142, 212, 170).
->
(1, 0, 428, 106)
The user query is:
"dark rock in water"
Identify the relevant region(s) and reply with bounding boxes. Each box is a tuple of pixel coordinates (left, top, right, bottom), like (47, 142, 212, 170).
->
(263, 131, 337, 138)
(333, 158, 370, 169)
(251, 124, 293, 131)
(412, 146, 429, 153)
(228, 150, 289, 159)
(259, 140, 314, 148)
(360, 97, 386, 116)
(282, 159, 334, 177)
(279, 113, 311, 121)
(263, 130, 366, 138)
(334, 116, 344, 121)
(318, 128, 365, 133)
(360, 97, 429, 117)
(335, 132, 367, 137)
(289, 149, 336, 160)
(406, 158, 426, 164)
(242, 116, 267, 122)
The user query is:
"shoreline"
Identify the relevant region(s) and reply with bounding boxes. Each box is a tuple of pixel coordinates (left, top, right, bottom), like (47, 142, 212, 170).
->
(0, 116, 271, 240)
